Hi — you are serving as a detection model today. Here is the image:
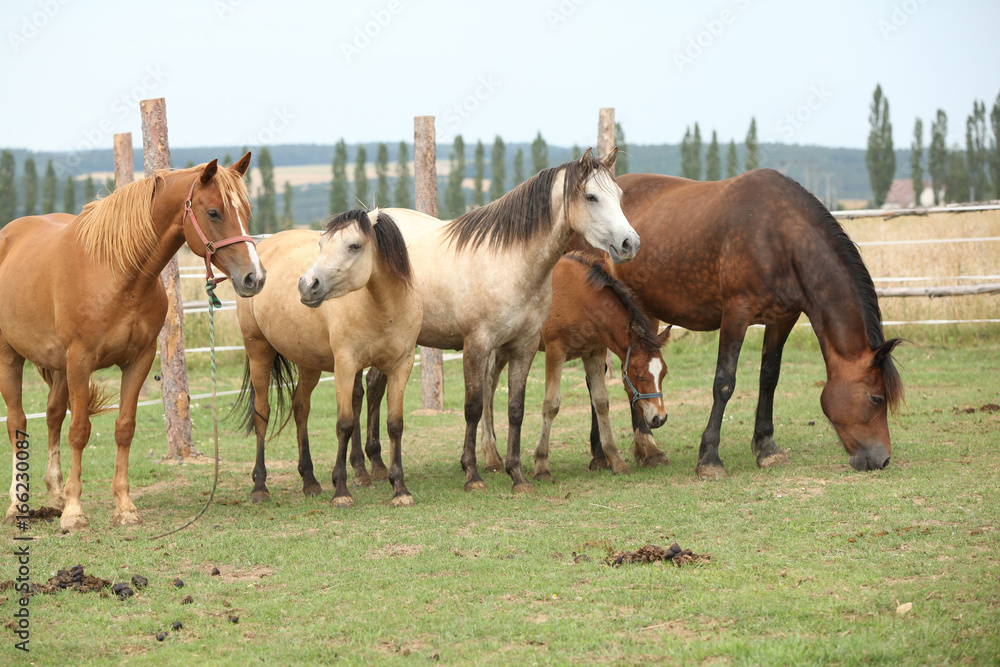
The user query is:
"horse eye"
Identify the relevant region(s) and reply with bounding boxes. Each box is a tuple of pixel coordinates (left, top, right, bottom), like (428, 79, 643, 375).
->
(348, 243, 362, 252)
(207, 209, 222, 221)
(870, 395, 884, 406)
(585, 193, 599, 203)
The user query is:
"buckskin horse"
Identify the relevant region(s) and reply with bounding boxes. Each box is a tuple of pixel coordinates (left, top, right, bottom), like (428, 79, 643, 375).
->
(574, 169, 903, 478)
(0, 154, 264, 531)
(235, 209, 421, 508)
(364, 148, 640, 493)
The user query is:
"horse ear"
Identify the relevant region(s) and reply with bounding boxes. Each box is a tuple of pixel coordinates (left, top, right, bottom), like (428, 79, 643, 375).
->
(872, 338, 903, 367)
(200, 159, 219, 185)
(657, 325, 672, 347)
(581, 147, 593, 162)
(152, 174, 165, 205)
(601, 146, 618, 172)
(231, 151, 252, 177)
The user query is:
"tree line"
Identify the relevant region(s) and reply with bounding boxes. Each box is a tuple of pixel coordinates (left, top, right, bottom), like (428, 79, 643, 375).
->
(867, 85, 1000, 207)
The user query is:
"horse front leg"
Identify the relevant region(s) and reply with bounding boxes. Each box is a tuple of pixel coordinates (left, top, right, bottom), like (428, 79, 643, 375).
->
(533, 346, 565, 481)
(363, 367, 388, 475)
(350, 370, 373, 488)
(1, 344, 27, 525)
(384, 356, 416, 507)
(293, 366, 323, 496)
(631, 403, 669, 468)
(583, 353, 630, 475)
(110, 345, 157, 527)
(503, 336, 538, 493)
(752, 318, 797, 468)
(44, 370, 69, 510)
(480, 349, 507, 473)
(696, 317, 748, 479)
(460, 342, 489, 492)
(247, 345, 277, 503)
(331, 365, 360, 508)
(60, 360, 96, 531)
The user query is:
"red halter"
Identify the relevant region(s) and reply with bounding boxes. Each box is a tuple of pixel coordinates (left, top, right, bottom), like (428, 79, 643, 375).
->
(184, 178, 256, 287)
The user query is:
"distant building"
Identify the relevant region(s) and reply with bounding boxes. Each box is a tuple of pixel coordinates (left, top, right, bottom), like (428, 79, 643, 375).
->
(882, 178, 935, 208)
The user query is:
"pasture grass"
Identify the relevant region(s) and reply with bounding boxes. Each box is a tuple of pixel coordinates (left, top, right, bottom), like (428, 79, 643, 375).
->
(2, 326, 998, 665)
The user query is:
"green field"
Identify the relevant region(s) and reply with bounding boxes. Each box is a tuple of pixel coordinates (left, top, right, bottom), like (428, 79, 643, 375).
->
(1, 327, 998, 665)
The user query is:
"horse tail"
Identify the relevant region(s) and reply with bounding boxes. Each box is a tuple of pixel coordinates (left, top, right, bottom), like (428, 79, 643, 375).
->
(35, 366, 118, 416)
(232, 353, 297, 440)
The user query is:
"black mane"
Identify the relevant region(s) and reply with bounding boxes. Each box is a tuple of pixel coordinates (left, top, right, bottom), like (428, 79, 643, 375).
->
(325, 209, 412, 286)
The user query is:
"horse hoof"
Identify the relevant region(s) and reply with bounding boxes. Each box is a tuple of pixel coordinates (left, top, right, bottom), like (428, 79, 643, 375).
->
(464, 480, 488, 492)
(611, 464, 633, 476)
(250, 490, 271, 503)
(390, 494, 415, 508)
(302, 482, 323, 497)
(641, 453, 671, 468)
(533, 471, 552, 482)
(695, 464, 728, 480)
(589, 458, 611, 471)
(370, 467, 390, 482)
(512, 483, 535, 494)
(757, 451, 790, 468)
(353, 474, 373, 489)
(332, 496, 354, 509)
(111, 510, 141, 527)
(60, 513, 89, 532)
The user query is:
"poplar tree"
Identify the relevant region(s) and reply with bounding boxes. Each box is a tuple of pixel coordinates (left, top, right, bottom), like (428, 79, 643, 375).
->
(965, 100, 988, 200)
(705, 130, 721, 181)
(928, 110, 948, 204)
(283, 181, 294, 229)
(865, 84, 895, 207)
(945, 146, 969, 203)
(393, 141, 411, 208)
(41, 160, 57, 213)
(489, 136, 506, 201)
(375, 142, 390, 208)
(726, 139, 738, 178)
(614, 122, 629, 175)
(910, 118, 924, 206)
(83, 174, 96, 205)
(330, 139, 348, 214)
(472, 140, 485, 207)
(63, 175, 76, 214)
(0, 150, 16, 224)
(22, 155, 37, 216)
(513, 147, 525, 186)
(745, 117, 759, 171)
(239, 145, 251, 194)
(444, 135, 466, 218)
(570, 145, 581, 161)
(990, 92, 1000, 198)
(354, 145, 369, 208)
(531, 131, 548, 175)
(257, 146, 277, 234)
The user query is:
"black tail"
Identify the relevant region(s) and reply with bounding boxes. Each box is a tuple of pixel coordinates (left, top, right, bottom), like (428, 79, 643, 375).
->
(231, 353, 297, 439)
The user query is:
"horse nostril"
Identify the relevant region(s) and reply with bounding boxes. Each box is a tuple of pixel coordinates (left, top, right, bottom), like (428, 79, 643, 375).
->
(621, 238, 631, 253)
(243, 273, 256, 290)
(309, 278, 320, 294)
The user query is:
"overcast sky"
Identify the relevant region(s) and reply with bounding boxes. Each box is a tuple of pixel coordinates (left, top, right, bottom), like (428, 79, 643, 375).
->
(2, 0, 997, 155)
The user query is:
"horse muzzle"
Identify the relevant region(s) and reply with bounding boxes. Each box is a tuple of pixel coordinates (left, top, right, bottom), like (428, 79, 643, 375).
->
(298, 274, 326, 308)
(848, 442, 891, 471)
(608, 231, 640, 264)
(233, 269, 266, 298)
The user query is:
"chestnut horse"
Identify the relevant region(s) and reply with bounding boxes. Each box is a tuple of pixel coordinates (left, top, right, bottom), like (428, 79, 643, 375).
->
(481, 252, 670, 479)
(364, 148, 639, 493)
(0, 154, 264, 531)
(575, 169, 903, 478)
(235, 209, 420, 508)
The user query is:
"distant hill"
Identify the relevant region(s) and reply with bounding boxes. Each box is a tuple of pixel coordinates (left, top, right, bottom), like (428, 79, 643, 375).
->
(1, 141, 909, 225)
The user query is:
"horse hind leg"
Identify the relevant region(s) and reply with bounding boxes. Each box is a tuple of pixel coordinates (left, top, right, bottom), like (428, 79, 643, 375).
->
(502, 337, 539, 493)
(1, 345, 27, 525)
(350, 370, 374, 488)
(533, 347, 565, 481)
(751, 318, 796, 468)
(364, 368, 389, 480)
(293, 366, 323, 496)
(480, 348, 507, 473)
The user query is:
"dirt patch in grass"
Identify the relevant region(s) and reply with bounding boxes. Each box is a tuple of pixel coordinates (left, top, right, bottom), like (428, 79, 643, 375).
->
(214, 565, 274, 583)
(375, 543, 425, 558)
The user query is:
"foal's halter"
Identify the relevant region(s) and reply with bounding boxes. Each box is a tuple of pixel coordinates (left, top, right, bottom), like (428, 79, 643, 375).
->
(183, 177, 255, 304)
(622, 345, 664, 407)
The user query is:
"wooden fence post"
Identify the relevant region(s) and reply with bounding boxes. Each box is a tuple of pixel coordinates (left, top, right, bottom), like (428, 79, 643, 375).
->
(113, 133, 134, 188)
(414, 116, 444, 411)
(139, 98, 199, 461)
(598, 108, 617, 378)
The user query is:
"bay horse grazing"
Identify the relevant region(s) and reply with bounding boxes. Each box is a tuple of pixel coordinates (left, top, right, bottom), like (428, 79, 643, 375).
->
(576, 169, 903, 478)
(0, 154, 264, 531)
(234, 209, 420, 508)
(365, 148, 640, 493)
(481, 252, 670, 479)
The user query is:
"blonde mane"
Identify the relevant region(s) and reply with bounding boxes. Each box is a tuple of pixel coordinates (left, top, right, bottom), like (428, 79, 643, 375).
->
(74, 163, 252, 276)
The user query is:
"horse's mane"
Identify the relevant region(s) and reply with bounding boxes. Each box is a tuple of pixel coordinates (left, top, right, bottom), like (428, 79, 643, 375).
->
(325, 209, 411, 286)
(564, 251, 661, 355)
(445, 148, 613, 252)
(74, 163, 252, 277)
(788, 174, 904, 413)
